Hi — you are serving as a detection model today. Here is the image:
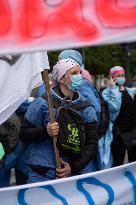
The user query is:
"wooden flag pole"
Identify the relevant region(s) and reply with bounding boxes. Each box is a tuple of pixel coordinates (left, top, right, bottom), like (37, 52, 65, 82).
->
(43, 69, 61, 169)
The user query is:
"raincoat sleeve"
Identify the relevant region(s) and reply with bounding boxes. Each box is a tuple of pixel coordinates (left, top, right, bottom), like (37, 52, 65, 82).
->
(102, 86, 121, 113)
(19, 98, 50, 143)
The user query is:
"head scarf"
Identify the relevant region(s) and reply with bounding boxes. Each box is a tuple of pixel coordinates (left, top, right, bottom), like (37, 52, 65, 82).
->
(110, 66, 125, 78)
(58, 49, 84, 70)
(51, 58, 79, 84)
(82, 69, 92, 82)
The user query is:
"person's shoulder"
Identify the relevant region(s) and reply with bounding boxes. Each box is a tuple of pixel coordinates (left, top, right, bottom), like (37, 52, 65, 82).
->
(79, 80, 97, 97)
(25, 97, 48, 124)
(30, 97, 47, 107)
(126, 87, 136, 91)
(79, 100, 97, 123)
(126, 87, 136, 96)
(81, 79, 93, 87)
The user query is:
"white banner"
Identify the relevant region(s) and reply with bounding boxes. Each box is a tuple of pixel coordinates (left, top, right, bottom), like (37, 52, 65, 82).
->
(0, 0, 136, 54)
(0, 51, 49, 125)
(0, 162, 136, 205)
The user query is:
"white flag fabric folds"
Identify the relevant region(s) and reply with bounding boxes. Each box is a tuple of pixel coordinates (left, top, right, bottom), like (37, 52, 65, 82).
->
(0, 162, 136, 205)
(0, 0, 136, 54)
(0, 51, 49, 125)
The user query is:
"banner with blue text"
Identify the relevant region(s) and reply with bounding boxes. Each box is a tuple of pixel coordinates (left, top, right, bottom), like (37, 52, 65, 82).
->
(0, 162, 136, 205)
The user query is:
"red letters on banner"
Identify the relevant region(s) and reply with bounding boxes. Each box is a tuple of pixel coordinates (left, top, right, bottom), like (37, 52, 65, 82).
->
(0, 0, 11, 34)
(18, 0, 98, 41)
(96, 0, 136, 27)
(0, 0, 136, 43)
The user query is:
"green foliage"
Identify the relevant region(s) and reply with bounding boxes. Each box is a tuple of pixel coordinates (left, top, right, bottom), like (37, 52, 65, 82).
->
(48, 44, 136, 77)
(81, 45, 124, 76)
(131, 47, 136, 76)
(48, 51, 59, 71)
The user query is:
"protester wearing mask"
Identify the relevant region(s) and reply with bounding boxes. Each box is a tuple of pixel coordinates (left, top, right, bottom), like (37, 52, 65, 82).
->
(37, 50, 101, 123)
(101, 66, 136, 168)
(19, 58, 98, 183)
(59, 49, 101, 122)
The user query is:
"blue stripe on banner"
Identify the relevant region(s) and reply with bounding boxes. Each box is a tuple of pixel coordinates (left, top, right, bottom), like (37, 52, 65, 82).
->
(77, 177, 114, 205)
(18, 185, 68, 205)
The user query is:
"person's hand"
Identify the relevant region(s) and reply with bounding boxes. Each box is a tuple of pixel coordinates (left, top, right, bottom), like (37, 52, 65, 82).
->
(108, 77, 116, 87)
(56, 159, 71, 178)
(47, 122, 59, 138)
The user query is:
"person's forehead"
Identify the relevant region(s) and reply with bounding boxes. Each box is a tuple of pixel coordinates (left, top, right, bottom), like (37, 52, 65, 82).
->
(67, 65, 80, 72)
(115, 73, 125, 77)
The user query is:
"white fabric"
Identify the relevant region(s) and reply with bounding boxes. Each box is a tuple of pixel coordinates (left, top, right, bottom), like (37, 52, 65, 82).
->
(0, 162, 136, 204)
(0, 51, 49, 125)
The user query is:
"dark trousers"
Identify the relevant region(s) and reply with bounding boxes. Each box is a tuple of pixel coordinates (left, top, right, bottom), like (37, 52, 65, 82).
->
(111, 133, 136, 167)
(15, 169, 28, 185)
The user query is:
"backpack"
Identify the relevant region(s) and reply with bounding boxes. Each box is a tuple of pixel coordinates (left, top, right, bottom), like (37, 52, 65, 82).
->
(97, 93, 110, 139)
(53, 98, 92, 157)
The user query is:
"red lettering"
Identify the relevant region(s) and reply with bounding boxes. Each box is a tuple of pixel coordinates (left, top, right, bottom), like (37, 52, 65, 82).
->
(18, 0, 98, 41)
(0, 0, 135, 49)
(96, 0, 136, 27)
(0, 0, 11, 35)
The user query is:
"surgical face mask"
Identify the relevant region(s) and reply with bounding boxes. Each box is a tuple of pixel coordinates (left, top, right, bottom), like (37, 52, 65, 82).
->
(68, 74, 83, 91)
(115, 77, 126, 86)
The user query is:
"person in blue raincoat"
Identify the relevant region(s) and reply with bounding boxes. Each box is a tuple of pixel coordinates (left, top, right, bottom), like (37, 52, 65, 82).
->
(15, 98, 35, 185)
(0, 109, 33, 187)
(37, 49, 101, 122)
(19, 58, 99, 183)
(0, 113, 25, 187)
(98, 66, 136, 169)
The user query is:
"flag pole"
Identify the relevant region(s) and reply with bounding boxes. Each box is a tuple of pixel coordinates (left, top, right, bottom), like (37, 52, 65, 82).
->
(43, 69, 61, 169)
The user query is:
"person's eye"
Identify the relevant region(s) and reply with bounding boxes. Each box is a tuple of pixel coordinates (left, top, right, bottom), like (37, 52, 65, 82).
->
(72, 71, 77, 75)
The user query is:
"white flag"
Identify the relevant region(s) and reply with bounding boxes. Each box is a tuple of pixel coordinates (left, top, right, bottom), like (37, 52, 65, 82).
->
(0, 51, 50, 125)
